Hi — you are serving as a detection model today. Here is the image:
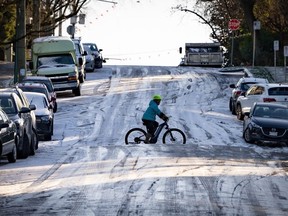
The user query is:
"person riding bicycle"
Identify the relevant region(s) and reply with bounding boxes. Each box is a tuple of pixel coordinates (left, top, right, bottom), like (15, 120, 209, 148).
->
(142, 94, 169, 143)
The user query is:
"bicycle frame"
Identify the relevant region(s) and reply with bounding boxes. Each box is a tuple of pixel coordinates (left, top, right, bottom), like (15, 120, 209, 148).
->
(149, 122, 168, 143)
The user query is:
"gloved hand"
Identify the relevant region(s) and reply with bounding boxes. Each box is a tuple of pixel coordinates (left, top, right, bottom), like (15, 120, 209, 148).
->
(162, 115, 169, 121)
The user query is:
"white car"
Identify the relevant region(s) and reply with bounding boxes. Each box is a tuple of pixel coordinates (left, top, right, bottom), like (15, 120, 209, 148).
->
(229, 77, 269, 114)
(236, 83, 288, 120)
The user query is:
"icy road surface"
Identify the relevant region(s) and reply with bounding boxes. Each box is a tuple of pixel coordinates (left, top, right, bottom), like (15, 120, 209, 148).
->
(1, 65, 288, 215)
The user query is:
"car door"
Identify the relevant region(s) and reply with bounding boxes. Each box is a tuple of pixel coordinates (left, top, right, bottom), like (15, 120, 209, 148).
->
(14, 94, 33, 138)
(0, 110, 14, 155)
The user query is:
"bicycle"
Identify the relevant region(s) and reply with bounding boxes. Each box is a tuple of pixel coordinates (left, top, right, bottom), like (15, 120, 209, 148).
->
(125, 120, 186, 144)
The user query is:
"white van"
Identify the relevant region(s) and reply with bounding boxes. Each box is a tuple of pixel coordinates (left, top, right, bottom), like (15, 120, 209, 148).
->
(29, 36, 82, 96)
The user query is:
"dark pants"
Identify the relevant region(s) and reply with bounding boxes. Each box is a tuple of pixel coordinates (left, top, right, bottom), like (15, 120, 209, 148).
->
(142, 119, 159, 136)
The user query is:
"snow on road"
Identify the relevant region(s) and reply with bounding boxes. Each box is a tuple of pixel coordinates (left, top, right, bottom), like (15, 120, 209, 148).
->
(1, 65, 288, 215)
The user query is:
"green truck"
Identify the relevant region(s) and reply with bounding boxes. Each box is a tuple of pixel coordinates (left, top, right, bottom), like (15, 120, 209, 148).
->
(29, 36, 82, 96)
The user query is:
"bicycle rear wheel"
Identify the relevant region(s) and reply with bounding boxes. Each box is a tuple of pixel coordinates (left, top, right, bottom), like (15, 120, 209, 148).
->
(162, 128, 186, 144)
(125, 128, 146, 144)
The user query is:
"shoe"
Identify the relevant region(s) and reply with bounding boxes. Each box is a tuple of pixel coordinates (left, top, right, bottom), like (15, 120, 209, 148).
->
(144, 133, 152, 144)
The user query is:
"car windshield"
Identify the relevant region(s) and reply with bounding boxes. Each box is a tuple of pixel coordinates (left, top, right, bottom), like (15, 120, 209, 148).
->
(0, 97, 17, 114)
(19, 87, 48, 98)
(253, 106, 288, 119)
(83, 46, 92, 54)
(37, 54, 75, 67)
(22, 80, 53, 92)
(241, 82, 257, 91)
(87, 44, 98, 51)
(26, 95, 48, 109)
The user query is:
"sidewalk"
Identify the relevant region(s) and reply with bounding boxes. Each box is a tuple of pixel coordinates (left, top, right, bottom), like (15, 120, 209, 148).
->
(0, 61, 14, 88)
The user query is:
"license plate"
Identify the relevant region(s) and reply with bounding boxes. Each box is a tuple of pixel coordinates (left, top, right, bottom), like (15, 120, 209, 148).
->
(269, 131, 278, 136)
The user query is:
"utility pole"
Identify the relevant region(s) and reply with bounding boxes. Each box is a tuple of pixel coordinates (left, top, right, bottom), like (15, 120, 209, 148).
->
(14, 0, 27, 83)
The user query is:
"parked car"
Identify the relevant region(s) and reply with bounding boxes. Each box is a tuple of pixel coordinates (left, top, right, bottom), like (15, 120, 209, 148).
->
(0, 108, 18, 163)
(83, 44, 95, 72)
(243, 102, 288, 145)
(17, 82, 55, 113)
(72, 38, 87, 83)
(82, 42, 105, 68)
(0, 92, 37, 158)
(235, 83, 288, 120)
(0, 87, 38, 150)
(21, 76, 57, 113)
(229, 77, 269, 114)
(24, 92, 54, 141)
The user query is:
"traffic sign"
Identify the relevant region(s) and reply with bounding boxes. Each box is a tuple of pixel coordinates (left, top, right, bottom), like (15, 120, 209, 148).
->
(67, 25, 75, 35)
(274, 40, 279, 51)
(228, 19, 240, 30)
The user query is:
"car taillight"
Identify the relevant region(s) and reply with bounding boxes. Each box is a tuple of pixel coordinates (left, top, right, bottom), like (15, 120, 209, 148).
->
(234, 91, 242, 96)
(263, 98, 276, 102)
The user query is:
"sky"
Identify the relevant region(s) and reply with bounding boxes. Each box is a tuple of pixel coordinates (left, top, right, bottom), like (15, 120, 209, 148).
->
(61, 0, 213, 66)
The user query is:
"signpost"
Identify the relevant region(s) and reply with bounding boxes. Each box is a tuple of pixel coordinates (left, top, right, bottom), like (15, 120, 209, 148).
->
(253, 21, 261, 67)
(228, 19, 240, 66)
(284, 46, 288, 81)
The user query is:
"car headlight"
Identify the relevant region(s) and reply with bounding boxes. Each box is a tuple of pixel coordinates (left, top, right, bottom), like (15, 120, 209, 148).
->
(250, 121, 261, 129)
(68, 71, 78, 81)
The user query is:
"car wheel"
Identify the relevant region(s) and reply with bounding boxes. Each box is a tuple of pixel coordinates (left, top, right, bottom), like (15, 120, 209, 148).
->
(30, 128, 38, 154)
(231, 102, 236, 115)
(79, 73, 84, 83)
(7, 142, 17, 163)
(72, 86, 81, 96)
(236, 104, 244, 120)
(53, 102, 58, 113)
(243, 128, 254, 144)
(44, 134, 52, 141)
(17, 133, 30, 159)
(229, 98, 233, 111)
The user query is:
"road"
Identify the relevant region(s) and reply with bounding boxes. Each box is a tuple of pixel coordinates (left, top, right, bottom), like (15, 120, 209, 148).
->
(0, 65, 288, 216)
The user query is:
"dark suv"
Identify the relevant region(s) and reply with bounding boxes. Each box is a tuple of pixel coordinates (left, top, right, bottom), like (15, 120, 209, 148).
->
(21, 76, 58, 113)
(229, 77, 269, 114)
(0, 91, 37, 158)
(83, 43, 105, 68)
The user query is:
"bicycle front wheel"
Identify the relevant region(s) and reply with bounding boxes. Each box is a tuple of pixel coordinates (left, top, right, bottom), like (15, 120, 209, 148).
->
(125, 128, 146, 144)
(162, 128, 186, 144)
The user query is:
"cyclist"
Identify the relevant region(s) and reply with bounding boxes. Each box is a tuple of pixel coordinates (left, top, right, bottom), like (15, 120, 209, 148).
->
(142, 94, 169, 143)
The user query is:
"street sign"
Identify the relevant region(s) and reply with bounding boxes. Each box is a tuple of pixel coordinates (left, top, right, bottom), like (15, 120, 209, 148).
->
(274, 40, 279, 51)
(228, 19, 240, 30)
(254, 21, 261, 30)
(79, 14, 86, 24)
(67, 25, 75, 35)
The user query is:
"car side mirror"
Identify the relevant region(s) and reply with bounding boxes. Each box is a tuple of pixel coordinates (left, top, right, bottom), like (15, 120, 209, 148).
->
(229, 84, 236, 88)
(19, 107, 31, 114)
(29, 104, 36, 111)
(99, 49, 103, 52)
(179, 47, 182, 54)
(83, 51, 87, 56)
